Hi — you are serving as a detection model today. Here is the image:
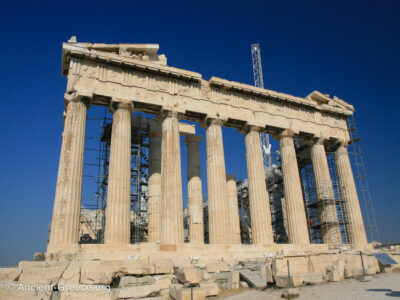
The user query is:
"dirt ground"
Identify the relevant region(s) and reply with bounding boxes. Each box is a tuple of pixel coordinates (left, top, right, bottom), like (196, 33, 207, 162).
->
(218, 271, 400, 299)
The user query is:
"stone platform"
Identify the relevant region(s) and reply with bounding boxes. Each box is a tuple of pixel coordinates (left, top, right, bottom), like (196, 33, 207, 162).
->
(46, 243, 334, 262)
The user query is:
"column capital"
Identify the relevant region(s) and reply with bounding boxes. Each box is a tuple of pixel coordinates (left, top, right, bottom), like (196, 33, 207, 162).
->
(335, 139, 349, 149)
(64, 92, 91, 108)
(244, 125, 263, 134)
(334, 140, 350, 159)
(184, 134, 202, 144)
(273, 129, 298, 140)
(306, 136, 326, 146)
(159, 109, 181, 120)
(206, 118, 225, 127)
(109, 100, 134, 113)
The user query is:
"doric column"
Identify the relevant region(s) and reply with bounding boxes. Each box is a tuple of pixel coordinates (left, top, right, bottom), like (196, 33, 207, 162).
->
(244, 126, 274, 244)
(160, 111, 184, 244)
(185, 134, 204, 244)
(335, 143, 368, 245)
(48, 94, 88, 249)
(226, 175, 241, 244)
(104, 102, 133, 245)
(206, 119, 231, 244)
(310, 138, 342, 245)
(148, 130, 162, 242)
(278, 130, 310, 244)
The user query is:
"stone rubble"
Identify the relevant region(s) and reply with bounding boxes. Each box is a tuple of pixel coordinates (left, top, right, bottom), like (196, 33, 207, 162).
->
(1, 247, 399, 299)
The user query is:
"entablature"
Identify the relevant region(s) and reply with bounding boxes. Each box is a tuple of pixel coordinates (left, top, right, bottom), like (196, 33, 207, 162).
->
(62, 40, 353, 142)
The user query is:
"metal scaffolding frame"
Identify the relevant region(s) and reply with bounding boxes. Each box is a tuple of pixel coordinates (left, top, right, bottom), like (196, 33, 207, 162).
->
(266, 162, 288, 243)
(78, 110, 378, 246)
(129, 116, 150, 243)
(237, 179, 251, 244)
(347, 115, 379, 242)
(80, 111, 150, 244)
(299, 152, 351, 245)
(80, 107, 110, 243)
(236, 150, 288, 244)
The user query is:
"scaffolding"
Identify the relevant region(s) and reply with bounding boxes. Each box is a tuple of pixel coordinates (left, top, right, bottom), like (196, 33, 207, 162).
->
(129, 116, 150, 243)
(237, 179, 251, 244)
(80, 108, 111, 243)
(77, 109, 377, 246)
(298, 151, 351, 245)
(347, 115, 379, 242)
(266, 162, 287, 243)
(80, 111, 150, 244)
(236, 153, 288, 244)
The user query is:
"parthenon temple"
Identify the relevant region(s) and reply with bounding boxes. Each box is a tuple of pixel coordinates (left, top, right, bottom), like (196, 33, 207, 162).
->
(48, 38, 367, 253)
(4, 38, 398, 300)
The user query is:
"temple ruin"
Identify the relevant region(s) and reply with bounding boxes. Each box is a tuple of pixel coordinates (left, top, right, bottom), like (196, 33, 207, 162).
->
(1, 38, 398, 300)
(50, 38, 367, 251)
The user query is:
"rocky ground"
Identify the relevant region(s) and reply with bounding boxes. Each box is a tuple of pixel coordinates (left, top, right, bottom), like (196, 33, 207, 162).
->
(219, 271, 400, 299)
(0, 248, 399, 299)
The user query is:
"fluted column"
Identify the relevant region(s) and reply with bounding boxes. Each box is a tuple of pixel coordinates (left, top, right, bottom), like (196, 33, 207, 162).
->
(335, 143, 368, 245)
(48, 94, 88, 249)
(310, 138, 342, 245)
(104, 102, 133, 244)
(278, 130, 310, 244)
(226, 175, 241, 244)
(206, 119, 231, 244)
(185, 134, 204, 244)
(244, 126, 274, 244)
(148, 130, 162, 242)
(161, 111, 184, 244)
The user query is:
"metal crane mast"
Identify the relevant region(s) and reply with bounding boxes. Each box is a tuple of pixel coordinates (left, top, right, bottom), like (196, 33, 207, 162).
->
(251, 44, 272, 172)
(251, 44, 264, 89)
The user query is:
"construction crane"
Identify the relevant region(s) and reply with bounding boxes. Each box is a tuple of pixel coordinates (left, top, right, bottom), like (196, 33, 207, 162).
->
(251, 44, 272, 172)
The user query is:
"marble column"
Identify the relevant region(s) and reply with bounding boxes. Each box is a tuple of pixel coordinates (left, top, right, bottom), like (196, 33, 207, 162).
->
(160, 111, 184, 244)
(185, 134, 204, 244)
(226, 174, 241, 244)
(245, 126, 274, 244)
(48, 95, 88, 249)
(148, 130, 162, 242)
(206, 119, 231, 244)
(335, 143, 368, 245)
(104, 102, 133, 244)
(278, 130, 310, 244)
(310, 138, 342, 245)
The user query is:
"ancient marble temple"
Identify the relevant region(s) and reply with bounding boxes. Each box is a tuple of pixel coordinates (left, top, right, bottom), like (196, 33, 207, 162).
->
(48, 37, 368, 254)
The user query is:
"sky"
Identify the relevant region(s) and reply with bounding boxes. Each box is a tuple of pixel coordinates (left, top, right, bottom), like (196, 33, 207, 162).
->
(0, 0, 399, 266)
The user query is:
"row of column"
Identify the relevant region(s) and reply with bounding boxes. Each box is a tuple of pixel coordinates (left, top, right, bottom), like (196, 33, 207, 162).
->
(48, 97, 367, 250)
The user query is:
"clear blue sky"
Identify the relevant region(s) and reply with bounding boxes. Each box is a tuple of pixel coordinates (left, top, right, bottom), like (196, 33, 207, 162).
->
(0, 1, 399, 266)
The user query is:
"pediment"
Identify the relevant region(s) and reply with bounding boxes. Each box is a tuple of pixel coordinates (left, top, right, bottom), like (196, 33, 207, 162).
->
(306, 90, 354, 112)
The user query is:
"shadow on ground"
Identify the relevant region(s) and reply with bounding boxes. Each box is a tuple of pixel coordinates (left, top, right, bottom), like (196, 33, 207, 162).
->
(367, 289, 400, 298)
